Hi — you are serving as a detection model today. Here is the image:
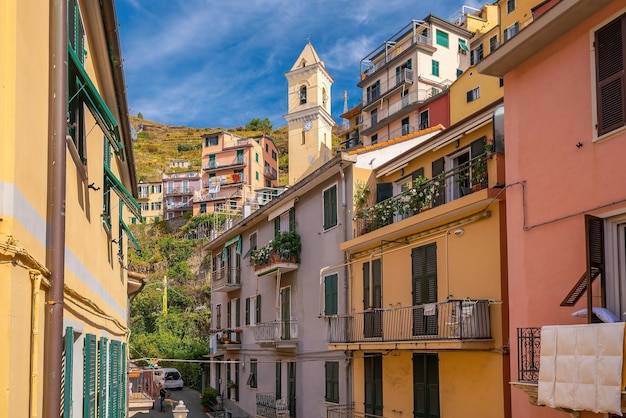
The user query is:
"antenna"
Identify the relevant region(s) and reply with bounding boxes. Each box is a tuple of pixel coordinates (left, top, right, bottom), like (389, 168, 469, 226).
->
(342, 90, 349, 129)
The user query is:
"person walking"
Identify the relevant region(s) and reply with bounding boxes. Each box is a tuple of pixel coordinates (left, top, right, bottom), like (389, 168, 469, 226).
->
(158, 383, 167, 412)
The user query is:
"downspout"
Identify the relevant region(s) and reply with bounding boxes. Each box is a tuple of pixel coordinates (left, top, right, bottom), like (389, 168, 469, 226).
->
(44, 1, 67, 417)
(30, 271, 42, 418)
(339, 162, 353, 408)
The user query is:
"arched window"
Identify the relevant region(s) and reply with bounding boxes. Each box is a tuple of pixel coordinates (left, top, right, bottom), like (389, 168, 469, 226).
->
(300, 86, 307, 104)
(322, 88, 328, 106)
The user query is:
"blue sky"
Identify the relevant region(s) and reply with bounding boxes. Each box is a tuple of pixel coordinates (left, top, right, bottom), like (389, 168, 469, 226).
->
(115, 0, 479, 129)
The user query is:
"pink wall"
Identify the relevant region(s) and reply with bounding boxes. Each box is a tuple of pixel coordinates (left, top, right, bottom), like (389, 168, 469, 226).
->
(504, 4, 626, 417)
(420, 91, 450, 129)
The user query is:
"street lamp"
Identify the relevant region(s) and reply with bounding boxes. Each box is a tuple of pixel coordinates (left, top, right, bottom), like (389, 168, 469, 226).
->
(172, 400, 189, 418)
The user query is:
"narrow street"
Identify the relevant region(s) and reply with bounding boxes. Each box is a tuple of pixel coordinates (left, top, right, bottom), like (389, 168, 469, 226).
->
(132, 387, 206, 418)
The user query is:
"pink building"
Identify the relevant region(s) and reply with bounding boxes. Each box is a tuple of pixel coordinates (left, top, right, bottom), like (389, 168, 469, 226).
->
(162, 171, 201, 219)
(479, 1, 626, 417)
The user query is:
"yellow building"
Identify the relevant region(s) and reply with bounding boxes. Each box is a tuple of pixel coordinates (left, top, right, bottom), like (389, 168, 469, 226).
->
(284, 42, 335, 185)
(0, 0, 141, 416)
(329, 97, 509, 417)
(136, 180, 163, 223)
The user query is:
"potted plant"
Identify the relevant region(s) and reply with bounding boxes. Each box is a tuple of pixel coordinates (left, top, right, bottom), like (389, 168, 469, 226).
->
(250, 241, 273, 268)
(353, 181, 371, 219)
(274, 231, 301, 263)
(227, 380, 237, 389)
(201, 387, 219, 412)
(471, 157, 488, 191)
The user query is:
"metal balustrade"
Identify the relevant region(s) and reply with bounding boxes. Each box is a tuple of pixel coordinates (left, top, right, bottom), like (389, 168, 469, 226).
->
(253, 319, 299, 344)
(327, 404, 383, 418)
(518, 327, 541, 383)
(327, 300, 491, 344)
(256, 393, 288, 418)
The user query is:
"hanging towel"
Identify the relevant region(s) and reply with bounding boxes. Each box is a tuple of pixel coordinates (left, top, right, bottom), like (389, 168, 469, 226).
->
(423, 303, 437, 316)
(537, 322, 624, 415)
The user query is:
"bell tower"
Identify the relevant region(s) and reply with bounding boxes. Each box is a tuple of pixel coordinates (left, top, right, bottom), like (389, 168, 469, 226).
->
(284, 42, 335, 185)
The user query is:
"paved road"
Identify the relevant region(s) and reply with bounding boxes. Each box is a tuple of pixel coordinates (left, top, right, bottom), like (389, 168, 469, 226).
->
(132, 387, 207, 418)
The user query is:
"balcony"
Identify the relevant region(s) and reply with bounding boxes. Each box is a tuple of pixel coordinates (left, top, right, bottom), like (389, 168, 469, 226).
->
(514, 324, 626, 415)
(327, 404, 381, 418)
(211, 267, 241, 293)
(355, 154, 492, 237)
(360, 20, 432, 81)
(363, 68, 413, 109)
(361, 88, 433, 134)
(340, 132, 362, 151)
(264, 165, 277, 180)
(164, 186, 195, 197)
(165, 201, 193, 210)
(256, 393, 288, 418)
(251, 232, 301, 278)
(204, 156, 246, 172)
(212, 329, 243, 352)
(253, 319, 298, 348)
(328, 300, 492, 349)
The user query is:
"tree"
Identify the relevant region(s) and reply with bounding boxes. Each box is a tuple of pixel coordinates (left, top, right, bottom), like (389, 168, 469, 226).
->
(245, 117, 272, 132)
(137, 112, 144, 119)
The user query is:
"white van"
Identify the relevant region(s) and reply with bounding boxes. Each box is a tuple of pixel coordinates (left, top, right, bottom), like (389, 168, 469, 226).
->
(154, 368, 184, 390)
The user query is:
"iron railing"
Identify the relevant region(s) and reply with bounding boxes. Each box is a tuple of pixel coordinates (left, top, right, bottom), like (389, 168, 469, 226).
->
(256, 393, 288, 418)
(264, 165, 278, 180)
(211, 266, 241, 291)
(362, 89, 433, 131)
(363, 68, 413, 106)
(328, 300, 491, 344)
(204, 156, 246, 171)
(355, 154, 490, 237)
(254, 319, 299, 344)
(163, 186, 195, 196)
(518, 327, 541, 383)
(327, 404, 383, 418)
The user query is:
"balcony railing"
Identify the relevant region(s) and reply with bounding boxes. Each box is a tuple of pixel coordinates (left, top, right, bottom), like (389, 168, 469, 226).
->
(340, 132, 361, 150)
(253, 319, 298, 344)
(362, 89, 432, 132)
(256, 393, 288, 418)
(327, 404, 382, 418)
(328, 300, 491, 344)
(518, 327, 541, 383)
(165, 201, 193, 210)
(364, 68, 413, 107)
(211, 266, 241, 292)
(164, 186, 195, 196)
(264, 165, 277, 180)
(202, 173, 246, 189)
(204, 156, 246, 171)
(355, 154, 490, 237)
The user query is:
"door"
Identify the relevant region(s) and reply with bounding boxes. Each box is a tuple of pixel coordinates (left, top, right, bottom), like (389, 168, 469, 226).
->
(288, 362, 296, 417)
(412, 244, 438, 336)
(280, 287, 291, 340)
(413, 354, 440, 418)
(364, 354, 383, 416)
(450, 150, 470, 199)
(236, 149, 244, 165)
(363, 260, 382, 338)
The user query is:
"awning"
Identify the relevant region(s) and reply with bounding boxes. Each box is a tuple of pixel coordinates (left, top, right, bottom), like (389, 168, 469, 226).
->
(458, 39, 469, 52)
(68, 46, 124, 159)
(222, 235, 242, 261)
(105, 166, 142, 219)
(267, 198, 295, 221)
(120, 217, 141, 254)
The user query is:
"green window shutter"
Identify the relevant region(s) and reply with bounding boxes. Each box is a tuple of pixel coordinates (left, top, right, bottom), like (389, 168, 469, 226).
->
(121, 343, 127, 417)
(109, 341, 122, 418)
(407, 58, 412, 69)
(275, 361, 282, 400)
(431, 157, 445, 207)
(363, 263, 370, 309)
(435, 29, 449, 47)
(325, 274, 338, 316)
(323, 186, 337, 230)
(245, 298, 250, 325)
(470, 136, 487, 158)
(227, 301, 232, 327)
(63, 327, 74, 418)
(289, 208, 296, 232)
(84, 334, 97, 418)
(99, 338, 108, 418)
(274, 217, 280, 237)
(325, 361, 339, 403)
(236, 298, 241, 327)
(432, 60, 439, 77)
(255, 295, 262, 324)
(376, 183, 393, 203)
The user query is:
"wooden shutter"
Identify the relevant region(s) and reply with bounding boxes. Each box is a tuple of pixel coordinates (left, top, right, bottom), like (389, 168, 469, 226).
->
(595, 14, 626, 135)
(98, 338, 107, 418)
(63, 327, 74, 418)
(412, 244, 438, 336)
(325, 274, 338, 316)
(289, 208, 296, 232)
(411, 168, 425, 181)
(109, 341, 120, 418)
(256, 295, 261, 324)
(363, 262, 370, 308)
(364, 354, 383, 415)
(413, 353, 440, 418)
(274, 218, 280, 237)
(470, 136, 487, 158)
(227, 301, 232, 328)
(376, 182, 393, 203)
(84, 334, 97, 418)
(431, 158, 445, 207)
(245, 298, 250, 325)
(288, 362, 296, 416)
(276, 361, 282, 400)
(236, 298, 241, 327)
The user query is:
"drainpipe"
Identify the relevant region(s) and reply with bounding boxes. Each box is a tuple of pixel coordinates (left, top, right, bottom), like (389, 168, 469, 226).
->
(44, 0, 67, 416)
(30, 272, 42, 418)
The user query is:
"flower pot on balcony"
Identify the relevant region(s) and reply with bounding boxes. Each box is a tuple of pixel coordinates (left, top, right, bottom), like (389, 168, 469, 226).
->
(472, 183, 488, 192)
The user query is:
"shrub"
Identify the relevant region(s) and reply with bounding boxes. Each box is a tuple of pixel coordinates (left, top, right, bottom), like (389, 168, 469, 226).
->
(201, 387, 220, 409)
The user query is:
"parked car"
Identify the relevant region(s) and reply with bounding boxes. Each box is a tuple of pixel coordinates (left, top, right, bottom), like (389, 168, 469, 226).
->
(154, 368, 184, 390)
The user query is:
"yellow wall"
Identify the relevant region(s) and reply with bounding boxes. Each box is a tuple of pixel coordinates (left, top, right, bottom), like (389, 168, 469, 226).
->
(450, 68, 502, 125)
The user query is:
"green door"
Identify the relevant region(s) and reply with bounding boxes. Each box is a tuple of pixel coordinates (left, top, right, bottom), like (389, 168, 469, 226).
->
(280, 287, 291, 340)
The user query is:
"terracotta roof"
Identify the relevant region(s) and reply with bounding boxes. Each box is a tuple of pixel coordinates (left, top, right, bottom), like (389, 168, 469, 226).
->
(348, 124, 445, 155)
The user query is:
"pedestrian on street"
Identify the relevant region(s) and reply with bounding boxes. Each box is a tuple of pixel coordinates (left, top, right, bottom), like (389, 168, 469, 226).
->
(159, 383, 166, 412)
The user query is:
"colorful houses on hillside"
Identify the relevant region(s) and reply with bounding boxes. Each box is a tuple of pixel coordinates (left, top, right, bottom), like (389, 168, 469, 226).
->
(1, 0, 142, 417)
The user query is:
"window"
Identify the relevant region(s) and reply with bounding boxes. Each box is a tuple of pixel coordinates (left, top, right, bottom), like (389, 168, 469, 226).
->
(366, 80, 380, 103)
(325, 362, 339, 403)
(364, 354, 383, 415)
(246, 295, 261, 325)
(272, 150, 277, 161)
(456, 68, 463, 78)
(255, 171, 259, 181)
(265, 143, 269, 152)
(401, 117, 410, 135)
(363, 259, 382, 338)
(323, 184, 338, 230)
(139, 202, 148, 211)
(431, 60, 440, 77)
(396, 59, 412, 84)
(371, 109, 378, 126)
(151, 202, 162, 211)
(275, 208, 296, 235)
(435, 29, 449, 48)
(131, 217, 136, 224)
(412, 244, 438, 336)
(301, 130, 305, 145)
(276, 361, 282, 400)
(255, 152, 259, 163)
(419, 110, 429, 130)
(371, 134, 378, 145)
(247, 359, 257, 388)
(503, 22, 520, 41)
(431, 87, 440, 97)
(200, 203, 206, 213)
(595, 13, 626, 136)
(466, 87, 480, 102)
(215, 304, 222, 329)
(205, 136, 218, 147)
(237, 149, 244, 165)
(507, 0, 516, 14)
(489, 35, 498, 52)
(458, 39, 469, 54)
(300, 85, 307, 104)
(470, 44, 484, 65)
(413, 354, 440, 417)
(151, 184, 162, 193)
(324, 274, 338, 316)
